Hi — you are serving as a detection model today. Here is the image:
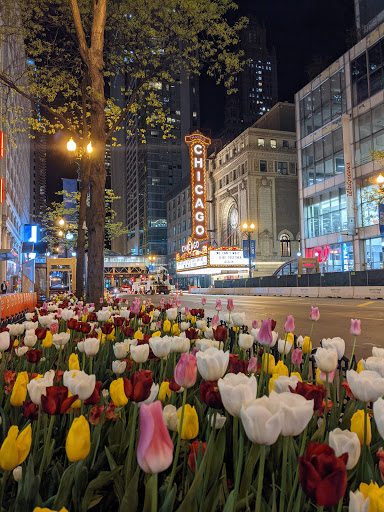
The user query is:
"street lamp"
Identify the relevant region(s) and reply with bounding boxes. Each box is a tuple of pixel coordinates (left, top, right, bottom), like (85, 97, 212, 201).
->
(242, 222, 256, 279)
(59, 218, 65, 226)
(377, 174, 384, 186)
(67, 138, 77, 152)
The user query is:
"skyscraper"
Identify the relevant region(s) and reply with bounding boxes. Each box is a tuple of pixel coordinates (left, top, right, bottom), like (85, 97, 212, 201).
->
(222, 17, 278, 141)
(111, 76, 200, 260)
(354, 0, 384, 39)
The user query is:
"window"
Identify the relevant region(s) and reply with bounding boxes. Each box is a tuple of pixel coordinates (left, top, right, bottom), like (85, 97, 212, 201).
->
(351, 40, 384, 106)
(280, 234, 291, 257)
(304, 188, 347, 238)
(182, 206, 186, 215)
(219, 179, 223, 188)
(182, 192, 185, 201)
(241, 164, 245, 174)
(177, 209, 180, 218)
(178, 239, 181, 249)
(354, 102, 384, 166)
(188, 218, 192, 228)
(258, 138, 265, 146)
(283, 140, 289, 148)
(177, 196, 180, 205)
(173, 212, 176, 221)
(173, 226, 176, 235)
(233, 168, 237, 180)
(270, 139, 277, 148)
(260, 160, 267, 172)
(173, 241, 176, 251)
(277, 162, 288, 175)
(177, 223, 181, 233)
(225, 175, 229, 185)
(182, 220, 186, 231)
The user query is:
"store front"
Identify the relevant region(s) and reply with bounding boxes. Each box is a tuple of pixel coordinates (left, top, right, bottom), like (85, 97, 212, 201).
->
(364, 237, 384, 269)
(305, 242, 354, 272)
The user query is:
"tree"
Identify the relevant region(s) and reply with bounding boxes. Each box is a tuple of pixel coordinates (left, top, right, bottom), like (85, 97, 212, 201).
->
(0, 0, 246, 304)
(361, 151, 384, 205)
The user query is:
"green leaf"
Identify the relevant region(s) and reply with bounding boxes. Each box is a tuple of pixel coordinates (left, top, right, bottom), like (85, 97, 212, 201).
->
(309, 417, 326, 444)
(119, 466, 140, 512)
(105, 446, 125, 503)
(158, 485, 176, 512)
(52, 463, 75, 510)
(81, 467, 122, 512)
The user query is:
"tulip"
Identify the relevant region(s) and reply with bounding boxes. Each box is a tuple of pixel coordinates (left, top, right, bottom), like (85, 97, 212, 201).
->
(52, 332, 70, 350)
(241, 396, 284, 445)
(226, 298, 234, 311)
(174, 353, 197, 388)
(350, 484, 384, 512)
(273, 375, 300, 394)
(64, 370, 96, 401)
(351, 409, 371, 446)
(256, 319, 273, 346)
(84, 381, 102, 406)
(231, 312, 245, 327)
(309, 306, 320, 321)
(299, 443, 347, 507)
(159, 381, 172, 402)
(131, 370, 153, 402)
(210, 413, 226, 429)
(0, 424, 32, 471)
(301, 336, 312, 354)
(188, 440, 206, 472)
(41, 386, 78, 415)
(229, 354, 247, 374)
(69, 353, 80, 371)
(43, 331, 53, 348)
(218, 373, 257, 417)
(196, 347, 229, 381)
(350, 318, 361, 336)
(27, 372, 55, 405)
(362, 356, 384, 376)
(200, 380, 223, 409)
(247, 357, 258, 374)
(139, 383, 159, 406)
(13, 465, 22, 482)
(84, 337, 100, 356)
(166, 308, 178, 321)
(238, 333, 253, 350)
(65, 415, 91, 462)
(252, 319, 258, 329)
(314, 347, 338, 374)
(262, 353, 275, 375)
(373, 347, 384, 358)
(373, 397, 384, 440)
(322, 337, 345, 360)
(211, 314, 219, 327)
(289, 381, 326, 412)
(291, 348, 303, 365)
(215, 299, 222, 311)
(22, 399, 38, 422)
(329, 428, 360, 469)
(201, 297, 207, 305)
(11, 371, 29, 406)
(177, 404, 199, 439)
(24, 333, 37, 347)
(130, 344, 149, 363)
(109, 378, 129, 407)
(163, 404, 179, 431)
(268, 391, 313, 436)
(284, 315, 295, 333)
(277, 338, 292, 355)
(26, 349, 42, 363)
(137, 401, 173, 473)
(273, 360, 289, 377)
(171, 337, 190, 353)
(0, 331, 10, 351)
(112, 360, 127, 374)
(346, 369, 384, 402)
(149, 336, 171, 359)
(49, 322, 59, 335)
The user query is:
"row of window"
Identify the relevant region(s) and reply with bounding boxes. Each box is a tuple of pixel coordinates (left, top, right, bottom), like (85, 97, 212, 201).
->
(170, 217, 192, 235)
(304, 188, 347, 239)
(353, 101, 384, 166)
(351, 37, 384, 106)
(168, 203, 191, 222)
(168, 188, 191, 210)
(257, 138, 292, 149)
(218, 162, 247, 187)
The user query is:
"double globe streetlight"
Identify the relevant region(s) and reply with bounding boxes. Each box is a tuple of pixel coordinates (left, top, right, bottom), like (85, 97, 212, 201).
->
(67, 138, 93, 155)
(242, 222, 256, 279)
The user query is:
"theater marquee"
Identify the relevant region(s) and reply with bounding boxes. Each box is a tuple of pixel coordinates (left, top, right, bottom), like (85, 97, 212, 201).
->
(185, 131, 211, 241)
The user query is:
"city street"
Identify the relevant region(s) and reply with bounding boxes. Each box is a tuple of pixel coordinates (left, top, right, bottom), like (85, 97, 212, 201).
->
(145, 293, 384, 360)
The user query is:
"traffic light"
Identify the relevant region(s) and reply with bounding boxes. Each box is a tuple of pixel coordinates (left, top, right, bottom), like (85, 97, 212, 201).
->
(140, 276, 145, 281)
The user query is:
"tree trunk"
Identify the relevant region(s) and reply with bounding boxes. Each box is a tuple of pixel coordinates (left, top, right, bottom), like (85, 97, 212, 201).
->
(76, 157, 90, 299)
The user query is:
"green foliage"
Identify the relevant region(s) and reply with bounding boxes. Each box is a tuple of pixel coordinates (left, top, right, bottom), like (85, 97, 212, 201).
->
(38, 189, 128, 251)
(361, 150, 384, 206)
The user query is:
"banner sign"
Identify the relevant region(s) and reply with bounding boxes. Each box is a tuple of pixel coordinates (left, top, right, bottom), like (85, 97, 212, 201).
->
(341, 114, 356, 236)
(209, 250, 248, 267)
(242, 240, 255, 259)
(380, 203, 384, 236)
(185, 131, 211, 241)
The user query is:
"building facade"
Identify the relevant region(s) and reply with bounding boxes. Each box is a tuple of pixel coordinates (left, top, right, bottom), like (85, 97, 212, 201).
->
(167, 103, 300, 286)
(295, 21, 384, 272)
(354, 0, 384, 40)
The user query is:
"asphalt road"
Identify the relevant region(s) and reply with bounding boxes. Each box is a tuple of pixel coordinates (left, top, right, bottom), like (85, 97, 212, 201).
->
(120, 293, 384, 360)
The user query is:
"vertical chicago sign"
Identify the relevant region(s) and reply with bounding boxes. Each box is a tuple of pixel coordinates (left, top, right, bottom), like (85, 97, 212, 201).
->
(185, 131, 211, 241)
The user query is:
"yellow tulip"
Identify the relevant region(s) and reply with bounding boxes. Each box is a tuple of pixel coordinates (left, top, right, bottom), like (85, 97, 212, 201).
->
(178, 404, 199, 440)
(141, 305, 145, 312)
(269, 374, 278, 393)
(33, 508, 69, 512)
(0, 424, 32, 471)
(315, 368, 325, 386)
(81, 315, 88, 322)
(69, 353, 80, 371)
(152, 331, 161, 338)
(359, 482, 384, 512)
(302, 336, 312, 354)
(42, 331, 53, 348)
(191, 316, 197, 324)
(11, 372, 29, 407)
(66, 329, 70, 334)
(273, 361, 289, 377)
(13, 339, 19, 347)
(134, 330, 143, 340)
(262, 353, 275, 375)
(65, 415, 90, 462)
(351, 409, 371, 445)
(109, 378, 128, 407)
(159, 382, 172, 402)
(186, 314, 191, 320)
(172, 324, 181, 336)
(290, 372, 302, 382)
(286, 333, 294, 344)
(69, 390, 81, 409)
(97, 330, 102, 340)
(107, 328, 115, 341)
(163, 320, 171, 333)
(357, 359, 364, 373)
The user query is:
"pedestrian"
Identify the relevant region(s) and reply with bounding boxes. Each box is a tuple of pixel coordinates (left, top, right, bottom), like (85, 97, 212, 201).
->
(1, 281, 7, 294)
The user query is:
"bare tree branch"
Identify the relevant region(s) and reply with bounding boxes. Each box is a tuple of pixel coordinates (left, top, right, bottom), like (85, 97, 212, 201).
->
(69, 0, 89, 64)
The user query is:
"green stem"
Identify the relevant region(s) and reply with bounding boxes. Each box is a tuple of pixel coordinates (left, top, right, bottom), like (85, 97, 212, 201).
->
(33, 405, 42, 459)
(287, 426, 308, 512)
(39, 414, 55, 476)
(255, 444, 265, 512)
(126, 404, 139, 480)
(279, 436, 289, 512)
(336, 497, 343, 512)
(257, 350, 266, 398)
(166, 388, 187, 496)
(151, 472, 158, 512)
(89, 355, 93, 375)
(349, 336, 357, 370)
(324, 372, 329, 434)
(233, 420, 244, 512)
(362, 402, 368, 482)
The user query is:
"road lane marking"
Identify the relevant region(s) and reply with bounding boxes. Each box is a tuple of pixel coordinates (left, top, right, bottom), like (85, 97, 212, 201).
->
(357, 301, 374, 307)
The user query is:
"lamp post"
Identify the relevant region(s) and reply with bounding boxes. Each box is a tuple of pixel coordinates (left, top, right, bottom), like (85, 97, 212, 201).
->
(242, 222, 256, 279)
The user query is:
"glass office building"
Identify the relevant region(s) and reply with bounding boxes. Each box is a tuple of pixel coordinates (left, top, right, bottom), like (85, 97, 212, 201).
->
(295, 20, 384, 271)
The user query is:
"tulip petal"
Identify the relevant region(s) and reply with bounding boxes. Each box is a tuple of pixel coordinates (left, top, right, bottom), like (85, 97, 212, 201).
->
(315, 468, 347, 507)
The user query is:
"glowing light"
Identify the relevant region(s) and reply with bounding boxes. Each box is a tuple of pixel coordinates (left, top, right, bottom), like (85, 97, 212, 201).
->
(58, 231, 64, 237)
(67, 138, 76, 152)
(0, 178, 3, 204)
(87, 142, 93, 154)
(59, 219, 65, 226)
(65, 232, 74, 240)
(0, 132, 4, 158)
(377, 174, 384, 185)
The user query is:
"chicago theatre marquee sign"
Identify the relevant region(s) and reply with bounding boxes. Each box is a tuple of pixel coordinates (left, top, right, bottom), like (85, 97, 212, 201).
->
(176, 131, 249, 276)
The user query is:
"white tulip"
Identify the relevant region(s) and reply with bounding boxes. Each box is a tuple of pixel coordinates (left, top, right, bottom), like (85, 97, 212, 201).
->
(149, 336, 171, 359)
(373, 397, 384, 439)
(180, 322, 190, 331)
(296, 335, 304, 347)
(130, 344, 149, 363)
(0, 331, 10, 351)
(27, 373, 55, 405)
(61, 310, 75, 322)
(77, 341, 85, 353)
(170, 337, 190, 353)
(112, 360, 127, 374)
(314, 347, 338, 373)
(25, 313, 34, 321)
(268, 391, 314, 436)
(273, 375, 300, 394)
(64, 370, 96, 400)
(211, 339, 224, 350)
(329, 428, 360, 470)
(196, 320, 206, 330)
(231, 312, 245, 327)
(113, 342, 128, 359)
(12, 466, 22, 482)
(241, 396, 284, 445)
(349, 490, 370, 512)
(372, 347, 384, 358)
(139, 383, 159, 406)
(52, 332, 70, 350)
(96, 310, 111, 322)
(39, 315, 55, 328)
(7, 324, 24, 336)
(362, 357, 384, 377)
(196, 347, 229, 381)
(218, 373, 257, 418)
(84, 337, 100, 356)
(199, 339, 214, 352)
(239, 334, 254, 350)
(24, 321, 38, 331)
(322, 337, 345, 360)
(153, 310, 160, 319)
(166, 308, 178, 321)
(204, 327, 214, 339)
(277, 339, 293, 355)
(210, 413, 227, 429)
(24, 334, 37, 348)
(15, 346, 29, 357)
(163, 404, 179, 431)
(150, 322, 157, 331)
(347, 370, 384, 403)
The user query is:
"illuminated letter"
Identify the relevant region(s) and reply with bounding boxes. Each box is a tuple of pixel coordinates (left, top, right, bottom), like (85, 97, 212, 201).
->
(194, 157, 203, 168)
(194, 144, 203, 155)
(195, 212, 204, 221)
(196, 226, 205, 235)
(196, 171, 201, 181)
(195, 185, 203, 195)
(195, 198, 204, 208)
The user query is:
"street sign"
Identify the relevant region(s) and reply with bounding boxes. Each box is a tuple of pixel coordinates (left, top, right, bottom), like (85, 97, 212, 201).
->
(242, 240, 255, 258)
(379, 203, 384, 235)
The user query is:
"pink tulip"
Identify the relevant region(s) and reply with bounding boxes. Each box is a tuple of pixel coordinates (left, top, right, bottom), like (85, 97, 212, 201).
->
(211, 314, 219, 327)
(137, 401, 174, 473)
(176, 299, 182, 307)
(191, 346, 199, 357)
(309, 306, 320, 322)
(252, 320, 258, 329)
(57, 309, 62, 318)
(174, 353, 197, 388)
(201, 297, 207, 306)
(256, 319, 273, 346)
(291, 348, 303, 365)
(89, 303, 95, 308)
(320, 368, 337, 384)
(99, 297, 103, 304)
(50, 322, 59, 335)
(184, 306, 190, 316)
(215, 299, 222, 311)
(131, 301, 141, 314)
(156, 321, 162, 329)
(43, 302, 48, 310)
(227, 298, 234, 311)
(284, 315, 295, 333)
(247, 357, 258, 373)
(350, 319, 361, 336)
(83, 306, 88, 315)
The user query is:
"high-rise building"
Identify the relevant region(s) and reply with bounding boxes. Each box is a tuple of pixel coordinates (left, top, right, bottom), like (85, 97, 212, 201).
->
(354, 0, 384, 39)
(295, 20, 384, 272)
(111, 76, 200, 261)
(222, 18, 278, 141)
(31, 131, 47, 217)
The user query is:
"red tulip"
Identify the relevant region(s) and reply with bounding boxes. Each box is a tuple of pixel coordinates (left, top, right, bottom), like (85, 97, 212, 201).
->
(169, 375, 181, 392)
(41, 386, 78, 415)
(22, 398, 39, 420)
(229, 354, 247, 374)
(113, 316, 125, 327)
(131, 370, 153, 402)
(299, 443, 347, 507)
(26, 349, 42, 363)
(84, 381, 103, 405)
(200, 381, 223, 409)
(188, 440, 206, 472)
(185, 328, 199, 341)
(67, 318, 78, 330)
(289, 382, 326, 412)
(35, 327, 47, 340)
(213, 326, 227, 342)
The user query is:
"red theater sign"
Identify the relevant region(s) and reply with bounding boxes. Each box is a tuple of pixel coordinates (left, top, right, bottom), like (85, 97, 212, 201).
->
(185, 131, 211, 241)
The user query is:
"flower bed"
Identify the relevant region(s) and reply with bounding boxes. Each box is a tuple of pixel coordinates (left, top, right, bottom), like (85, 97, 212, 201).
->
(0, 294, 382, 511)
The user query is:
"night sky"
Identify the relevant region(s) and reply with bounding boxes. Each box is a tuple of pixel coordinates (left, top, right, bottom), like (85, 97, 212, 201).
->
(47, 0, 355, 200)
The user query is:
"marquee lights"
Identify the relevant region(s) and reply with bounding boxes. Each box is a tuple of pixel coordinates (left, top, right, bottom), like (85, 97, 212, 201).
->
(185, 131, 211, 241)
(0, 178, 3, 204)
(0, 132, 4, 158)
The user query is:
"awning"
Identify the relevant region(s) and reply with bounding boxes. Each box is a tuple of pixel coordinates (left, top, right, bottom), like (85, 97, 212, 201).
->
(0, 249, 18, 261)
